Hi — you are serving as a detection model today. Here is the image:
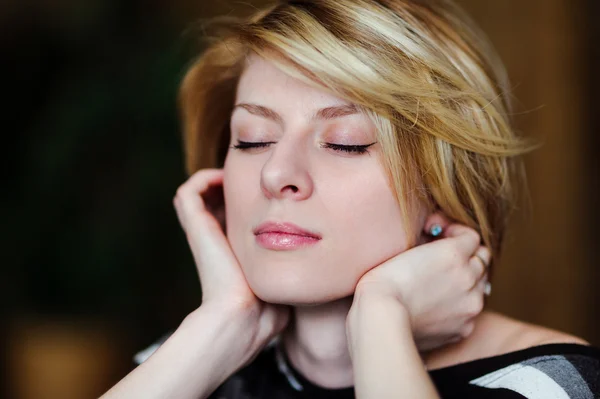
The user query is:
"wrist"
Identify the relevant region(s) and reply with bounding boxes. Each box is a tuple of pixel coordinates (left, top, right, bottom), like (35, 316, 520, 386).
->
(180, 301, 262, 369)
(346, 287, 432, 398)
(353, 281, 408, 315)
(183, 299, 260, 332)
(347, 287, 412, 340)
(111, 303, 260, 399)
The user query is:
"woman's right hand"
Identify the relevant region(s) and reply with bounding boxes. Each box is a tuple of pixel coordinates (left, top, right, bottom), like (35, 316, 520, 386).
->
(173, 168, 290, 363)
(99, 169, 289, 399)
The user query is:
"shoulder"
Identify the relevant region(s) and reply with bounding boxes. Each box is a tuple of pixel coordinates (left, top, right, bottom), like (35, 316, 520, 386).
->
(499, 313, 589, 349)
(425, 311, 588, 369)
(468, 311, 590, 358)
(466, 343, 600, 398)
(429, 311, 600, 398)
(480, 314, 599, 397)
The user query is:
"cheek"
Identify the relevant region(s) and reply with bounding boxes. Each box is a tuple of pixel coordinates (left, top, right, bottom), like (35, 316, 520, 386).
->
(325, 175, 409, 274)
(222, 153, 415, 305)
(223, 157, 257, 234)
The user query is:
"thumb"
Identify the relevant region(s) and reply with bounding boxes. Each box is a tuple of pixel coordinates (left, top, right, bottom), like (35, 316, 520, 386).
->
(442, 224, 481, 257)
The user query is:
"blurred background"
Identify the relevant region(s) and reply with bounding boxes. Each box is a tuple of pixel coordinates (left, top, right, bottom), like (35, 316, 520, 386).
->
(3, 0, 599, 397)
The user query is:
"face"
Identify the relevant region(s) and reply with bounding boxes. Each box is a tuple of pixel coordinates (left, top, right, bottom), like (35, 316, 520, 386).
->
(223, 55, 424, 305)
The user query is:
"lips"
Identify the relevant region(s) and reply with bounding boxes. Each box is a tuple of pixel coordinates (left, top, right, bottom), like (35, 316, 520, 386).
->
(253, 221, 321, 239)
(254, 221, 321, 251)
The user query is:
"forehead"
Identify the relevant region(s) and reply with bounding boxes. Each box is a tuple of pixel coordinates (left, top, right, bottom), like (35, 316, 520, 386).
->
(235, 54, 350, 110)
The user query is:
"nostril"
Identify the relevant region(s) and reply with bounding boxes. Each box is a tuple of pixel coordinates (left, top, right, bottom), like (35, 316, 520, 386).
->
(283, 185, 299, 193)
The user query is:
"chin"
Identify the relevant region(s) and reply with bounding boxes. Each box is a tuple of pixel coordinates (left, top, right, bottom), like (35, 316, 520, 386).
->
(244, 266, 356, 306)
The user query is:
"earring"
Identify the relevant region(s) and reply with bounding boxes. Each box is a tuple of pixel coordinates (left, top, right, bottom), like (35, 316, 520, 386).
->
(430, 224, 443, 237)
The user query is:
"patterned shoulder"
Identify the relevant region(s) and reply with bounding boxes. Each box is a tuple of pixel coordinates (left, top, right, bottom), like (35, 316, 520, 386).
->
(469, 349, 600, 399)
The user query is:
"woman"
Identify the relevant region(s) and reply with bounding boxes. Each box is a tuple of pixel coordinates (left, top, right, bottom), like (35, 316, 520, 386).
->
(101, 0, 600, 397)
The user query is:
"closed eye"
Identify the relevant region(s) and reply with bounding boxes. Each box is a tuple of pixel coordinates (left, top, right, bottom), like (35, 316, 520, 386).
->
(231, 141, 376, 154)
(231, 141, 274, 150)
(320, 142, 376, 154)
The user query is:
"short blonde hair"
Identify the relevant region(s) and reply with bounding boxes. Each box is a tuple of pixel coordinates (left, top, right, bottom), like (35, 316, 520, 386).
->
(179, 0, 536, 268)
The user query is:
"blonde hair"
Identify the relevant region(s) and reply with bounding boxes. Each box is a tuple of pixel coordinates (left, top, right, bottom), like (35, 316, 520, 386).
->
(179, 0, 537, 268)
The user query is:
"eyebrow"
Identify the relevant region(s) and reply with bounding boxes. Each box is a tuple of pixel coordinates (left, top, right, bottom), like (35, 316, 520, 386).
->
(232, 103, 359, 126)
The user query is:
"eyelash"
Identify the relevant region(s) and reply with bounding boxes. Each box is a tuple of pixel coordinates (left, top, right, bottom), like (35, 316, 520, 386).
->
(231, 141, 375, 154)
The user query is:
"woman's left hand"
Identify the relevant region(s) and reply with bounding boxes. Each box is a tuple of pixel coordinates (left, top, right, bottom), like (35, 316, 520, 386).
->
(352, 218, 491, 352)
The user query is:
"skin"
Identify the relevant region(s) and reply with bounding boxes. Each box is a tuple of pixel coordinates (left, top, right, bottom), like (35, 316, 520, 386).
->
(225, 54, 403, 386)
(223, 54, 467, 389)
(99, 54, 588, 399)
(224, 54, 588, 388)
(224, 55, 421, 306)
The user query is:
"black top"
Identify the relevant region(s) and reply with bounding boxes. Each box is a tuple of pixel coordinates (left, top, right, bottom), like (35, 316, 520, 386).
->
(206, 340, 600, 398)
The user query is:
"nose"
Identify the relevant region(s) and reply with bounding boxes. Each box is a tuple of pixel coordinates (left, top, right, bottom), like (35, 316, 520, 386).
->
(260, 136, 314, 201)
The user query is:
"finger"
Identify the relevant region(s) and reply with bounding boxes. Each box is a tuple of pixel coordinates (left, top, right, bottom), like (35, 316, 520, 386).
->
(173, 169, 238, 285)
(470, 246, 491, 283)
(474, 246, 491, 269)
(473, 272, 490, 296)
(468, 255, 486, 288)
(469, 247, 489, 286)
(179, 169, 227, 234)
(176, 169, 225, 215)
(443, 224, 481, 256)
(174, 169, 226, 241)
(461, 321, 476, 338)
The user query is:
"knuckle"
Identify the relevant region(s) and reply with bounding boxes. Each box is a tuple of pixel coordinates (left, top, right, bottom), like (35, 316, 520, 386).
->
(467, 295, 484, 318)
(479, 245, 491, 257)
(450, 335, 462, 344)
(175, 184, 188, 198)
(478, 246, 492, 264)
(444, 223, 461, 236)
(467, 228, 480, 242)
(453, 264, 474, 290)
(460, 270, 476, 291)
(470, 256, 484, 276)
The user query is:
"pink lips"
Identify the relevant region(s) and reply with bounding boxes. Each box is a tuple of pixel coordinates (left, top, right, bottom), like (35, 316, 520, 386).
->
(254, 221, 321, 250)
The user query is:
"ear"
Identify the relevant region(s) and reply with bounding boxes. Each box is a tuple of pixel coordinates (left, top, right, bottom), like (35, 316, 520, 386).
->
(417, 211, 452, 244)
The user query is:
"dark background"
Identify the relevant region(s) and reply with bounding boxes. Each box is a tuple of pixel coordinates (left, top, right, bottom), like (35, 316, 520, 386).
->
(3, 0, 599, 398)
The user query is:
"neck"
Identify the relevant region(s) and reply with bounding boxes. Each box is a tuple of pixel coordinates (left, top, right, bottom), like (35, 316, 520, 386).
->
(280, 300, 493, 388)
(282, 296, 355, 389)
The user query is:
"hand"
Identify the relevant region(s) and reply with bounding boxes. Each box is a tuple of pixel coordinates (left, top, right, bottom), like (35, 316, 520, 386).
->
(353, 216, 490, 352)
(173, 168, 290, 359)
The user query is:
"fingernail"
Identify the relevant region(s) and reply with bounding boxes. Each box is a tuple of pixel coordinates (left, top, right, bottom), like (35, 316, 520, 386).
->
(430, 224, 443, 237)
(484, 282, 492, 296)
